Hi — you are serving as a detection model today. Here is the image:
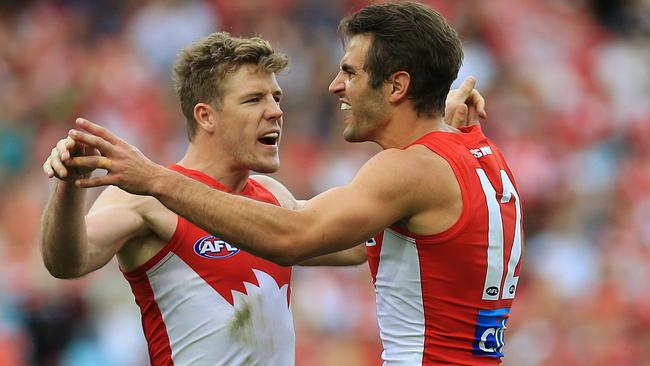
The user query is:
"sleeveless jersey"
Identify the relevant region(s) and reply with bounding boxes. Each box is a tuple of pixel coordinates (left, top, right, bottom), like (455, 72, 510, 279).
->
(123, 165, 294, 366)
(367, 125, 523, 365)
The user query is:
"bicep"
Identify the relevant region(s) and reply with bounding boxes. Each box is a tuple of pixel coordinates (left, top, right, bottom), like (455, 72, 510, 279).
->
(298, 151, 418, 253)
(301, 187, 401, 252)
(83, 188, 147, 273)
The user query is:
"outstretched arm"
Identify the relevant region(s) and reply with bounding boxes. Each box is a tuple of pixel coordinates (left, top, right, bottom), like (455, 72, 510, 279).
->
(41, 136, 147, 278)
(292, 200, 367, 266)
(65, 120, 456, 266)
(42, 178, 91, 278)
(251, 176, 367, 266)
(66, 77, 486, 264)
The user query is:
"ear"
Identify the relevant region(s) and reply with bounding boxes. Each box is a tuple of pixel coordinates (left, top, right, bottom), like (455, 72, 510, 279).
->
(193, 102, 217, 134)
(387, 71, 410, 104)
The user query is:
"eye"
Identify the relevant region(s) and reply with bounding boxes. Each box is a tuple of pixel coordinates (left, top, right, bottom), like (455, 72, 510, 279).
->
(244, 97, 260, 104)
(342, 69, 355, 79)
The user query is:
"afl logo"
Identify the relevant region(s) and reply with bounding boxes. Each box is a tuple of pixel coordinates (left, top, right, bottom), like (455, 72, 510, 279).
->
(485, 286, 499, 296)
(193, 235, 240, 259)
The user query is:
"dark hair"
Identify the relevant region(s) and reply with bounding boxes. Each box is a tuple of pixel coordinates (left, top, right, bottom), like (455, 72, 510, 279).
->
(172, 32, 288, 141)
(339, 1, 463, 117)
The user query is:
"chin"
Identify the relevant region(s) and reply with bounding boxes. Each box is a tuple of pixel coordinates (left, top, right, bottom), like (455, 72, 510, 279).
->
(343, 129, 366, 143)
(252, 161, 280, 174)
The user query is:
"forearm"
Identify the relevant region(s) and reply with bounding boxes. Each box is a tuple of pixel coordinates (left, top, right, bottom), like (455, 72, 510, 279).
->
(41, 181, 89, 278)
(150, 168, 322, 265)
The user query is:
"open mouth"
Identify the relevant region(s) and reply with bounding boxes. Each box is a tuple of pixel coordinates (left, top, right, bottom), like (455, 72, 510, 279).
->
(340, 102, 352, 110)
(258, 132, 279, 146)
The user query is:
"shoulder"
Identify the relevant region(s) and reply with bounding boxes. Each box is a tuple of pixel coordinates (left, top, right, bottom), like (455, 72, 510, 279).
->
(358, 146, 454, 184)
(353, 147, 459, 209)
(250, 175, 298, 209)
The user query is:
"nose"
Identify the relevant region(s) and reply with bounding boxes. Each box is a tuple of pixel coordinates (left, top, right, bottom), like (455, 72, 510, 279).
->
(265, 97, 283, 120)
(328, 71, 345, 95)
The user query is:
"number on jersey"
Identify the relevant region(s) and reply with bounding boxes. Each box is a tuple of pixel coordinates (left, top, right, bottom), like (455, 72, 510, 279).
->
(477, 169, 522, 301)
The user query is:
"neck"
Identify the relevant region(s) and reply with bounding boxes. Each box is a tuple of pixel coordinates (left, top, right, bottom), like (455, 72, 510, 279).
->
(177, 141, 250, 193)
(375, 109, 459, 149)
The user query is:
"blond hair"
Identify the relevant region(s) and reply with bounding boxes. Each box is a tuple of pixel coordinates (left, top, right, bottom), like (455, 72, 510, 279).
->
(172, 32, 289, 140)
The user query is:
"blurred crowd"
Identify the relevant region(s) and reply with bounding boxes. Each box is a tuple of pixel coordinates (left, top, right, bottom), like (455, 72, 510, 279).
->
(1, 0, 649, 365)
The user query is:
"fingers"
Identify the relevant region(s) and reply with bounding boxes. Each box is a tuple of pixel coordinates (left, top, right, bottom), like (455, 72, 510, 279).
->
(47, 146, 69, 178)
(68, 129, 114, 156)
(57, 137, 76, 162)
(468, 89, 487, 119)
(67, 156, 112, 171)
(445, 76, 483, 126)
(455, 76, 477, 101)
(448, 104, 468, 128)
(463, 90, 487, 126)
(75, 118, 124, 145)
(81, 144, 101, 158)
(43, 156, 55, 178)
(474, 90, 487, 119)
(468, 92, 479, 125)
(44, 118, 116, 181)
(75, 175, 116, 189)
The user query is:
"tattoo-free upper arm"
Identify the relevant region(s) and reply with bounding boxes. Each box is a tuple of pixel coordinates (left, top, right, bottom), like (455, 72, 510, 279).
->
(251, 176, 368, 266)
(291, 149, 426, 257)
(81, 187, 148, 274)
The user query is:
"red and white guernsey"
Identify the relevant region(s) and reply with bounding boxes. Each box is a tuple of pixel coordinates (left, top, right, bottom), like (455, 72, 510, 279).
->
(367, 125, 523, 365)
(123, 165, 294, 366)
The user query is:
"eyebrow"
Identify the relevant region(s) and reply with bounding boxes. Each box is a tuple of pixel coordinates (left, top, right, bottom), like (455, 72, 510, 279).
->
(240, 90, 283, 100)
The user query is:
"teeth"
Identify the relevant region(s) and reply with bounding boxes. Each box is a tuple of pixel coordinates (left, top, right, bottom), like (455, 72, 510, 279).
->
(340, 103, 352, 110)
(261, 132, 279, 139)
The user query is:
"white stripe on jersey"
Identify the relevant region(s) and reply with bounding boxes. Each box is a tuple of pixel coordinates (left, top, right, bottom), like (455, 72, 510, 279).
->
(375, 229, 425, 366)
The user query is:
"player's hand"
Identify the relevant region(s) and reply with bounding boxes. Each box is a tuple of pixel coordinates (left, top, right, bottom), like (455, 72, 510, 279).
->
(444, 76, 487, 128)
(63, 118, 164, 196)
(43, 135, 100, 181)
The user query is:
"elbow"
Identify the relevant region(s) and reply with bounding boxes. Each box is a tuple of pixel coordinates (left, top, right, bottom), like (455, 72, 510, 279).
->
(42, 256, 85, 279)
(340, 252, 368, 267)
(272, 257, 297, 267)
(353, 249, 368, 265)
(266, 246, 302, 267)
(50, 271, 81, 280)
(264, 234, 313, 267)
(351, 256, 368, 266)
(45, 266, 83, 280)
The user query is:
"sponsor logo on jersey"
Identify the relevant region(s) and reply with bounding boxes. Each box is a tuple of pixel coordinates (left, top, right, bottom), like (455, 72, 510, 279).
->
(193, 235, 240, 259)
(470, 146, 493, 158)
(485, 286, 499, 296)
(472, 308, 510, 358)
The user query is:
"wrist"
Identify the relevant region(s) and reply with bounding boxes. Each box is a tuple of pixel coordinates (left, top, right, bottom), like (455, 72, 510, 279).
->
(52, 179, 86, 209)
(55, 178, 84, 195)
(148, 166, 177, 199)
